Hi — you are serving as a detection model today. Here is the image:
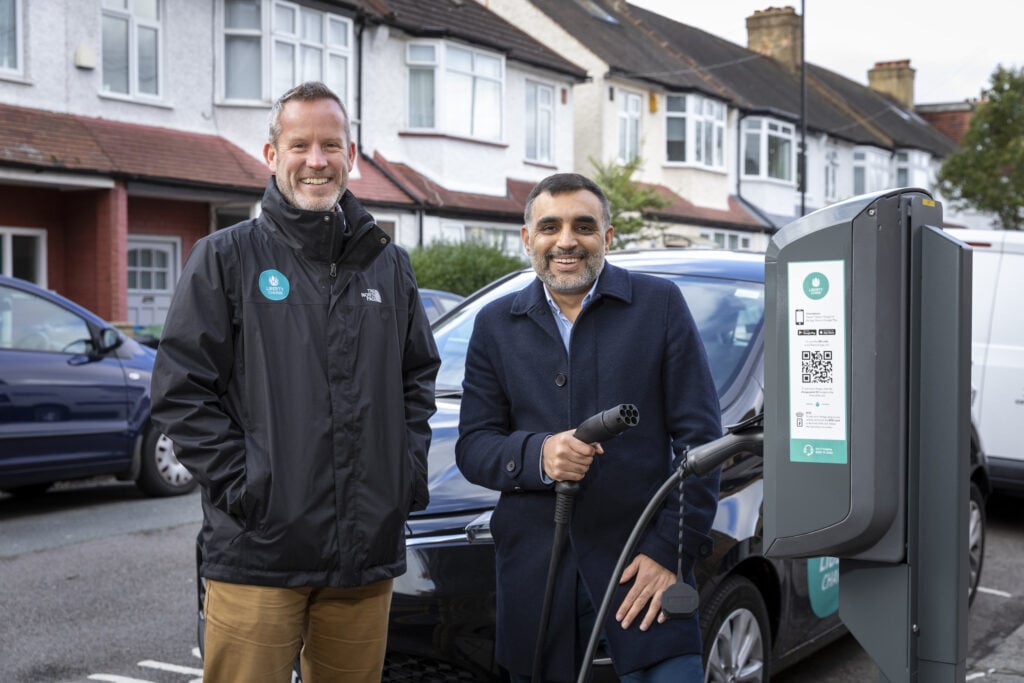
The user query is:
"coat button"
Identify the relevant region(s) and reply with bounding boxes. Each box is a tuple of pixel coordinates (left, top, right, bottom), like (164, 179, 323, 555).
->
(506, 460, 516, 472)
(554, 373, 567, 387)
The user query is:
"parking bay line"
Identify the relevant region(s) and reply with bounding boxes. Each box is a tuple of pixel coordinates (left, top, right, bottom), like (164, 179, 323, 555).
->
(977, 586, 1013, 599)
(139, 660, 204, 675)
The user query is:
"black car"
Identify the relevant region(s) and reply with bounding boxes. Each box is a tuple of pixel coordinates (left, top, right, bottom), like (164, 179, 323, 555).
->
(0, 275, 195, 497)
(383, 249, 989, 682)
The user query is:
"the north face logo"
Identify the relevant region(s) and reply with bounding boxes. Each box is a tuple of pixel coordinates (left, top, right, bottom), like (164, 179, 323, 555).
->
(361, 289, 382, 303)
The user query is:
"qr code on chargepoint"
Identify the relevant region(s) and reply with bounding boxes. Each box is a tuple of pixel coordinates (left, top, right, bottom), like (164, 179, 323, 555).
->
(801, 350, 833, 383)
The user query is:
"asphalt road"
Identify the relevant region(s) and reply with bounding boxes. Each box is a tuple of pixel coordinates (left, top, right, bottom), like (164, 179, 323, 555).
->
(0, 480, 204, 683)
(1, 479, 1022, 682)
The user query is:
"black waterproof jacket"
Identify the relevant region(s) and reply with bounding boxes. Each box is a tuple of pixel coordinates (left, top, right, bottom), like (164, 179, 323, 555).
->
(151, 178, 440, 588)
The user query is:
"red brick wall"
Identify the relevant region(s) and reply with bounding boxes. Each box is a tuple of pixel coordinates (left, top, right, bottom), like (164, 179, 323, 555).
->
(128, 196, 211, 268)
(0, 183, 213, 321)
(918, 109, 973, 146)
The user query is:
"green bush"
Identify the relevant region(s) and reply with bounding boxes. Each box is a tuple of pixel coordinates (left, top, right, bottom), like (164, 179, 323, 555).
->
(409, 240, 525, 297)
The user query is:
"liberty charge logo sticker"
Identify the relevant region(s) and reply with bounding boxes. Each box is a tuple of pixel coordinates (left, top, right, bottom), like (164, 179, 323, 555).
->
(803, 272, 830, 300)
(807, 556, 840, 617)
(259, 269, 290, 301)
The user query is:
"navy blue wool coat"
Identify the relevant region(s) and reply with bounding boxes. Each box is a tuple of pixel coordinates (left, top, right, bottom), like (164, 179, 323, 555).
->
(456, 263, 723, 681)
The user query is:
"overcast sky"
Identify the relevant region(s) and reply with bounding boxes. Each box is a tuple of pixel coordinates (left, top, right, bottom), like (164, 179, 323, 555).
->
(627, 0, 1019, 104)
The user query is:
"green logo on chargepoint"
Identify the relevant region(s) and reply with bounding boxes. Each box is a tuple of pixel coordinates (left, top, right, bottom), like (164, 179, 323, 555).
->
(803, 272, 830, 300)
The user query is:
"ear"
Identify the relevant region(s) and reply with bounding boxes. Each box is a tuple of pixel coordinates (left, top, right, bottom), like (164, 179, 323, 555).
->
(263, 142, 278, 172)
(604, 225, 615, 252)
(348, 141, 357, 166)
(520, 225, 531, 254)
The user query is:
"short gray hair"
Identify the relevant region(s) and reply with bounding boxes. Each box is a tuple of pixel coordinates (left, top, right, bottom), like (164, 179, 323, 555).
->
(267, 81, 352, 148)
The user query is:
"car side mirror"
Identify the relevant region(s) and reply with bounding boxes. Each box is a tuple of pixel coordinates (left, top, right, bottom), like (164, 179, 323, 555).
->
(98, 327, 123, 353)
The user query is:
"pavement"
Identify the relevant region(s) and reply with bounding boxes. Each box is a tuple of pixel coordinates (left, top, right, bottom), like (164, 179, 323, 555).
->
(971, 622, 1024, 681)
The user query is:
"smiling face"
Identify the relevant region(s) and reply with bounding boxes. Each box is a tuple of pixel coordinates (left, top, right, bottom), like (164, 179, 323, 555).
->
(263, 97, 356, 212)
(521, 189, 614, 300)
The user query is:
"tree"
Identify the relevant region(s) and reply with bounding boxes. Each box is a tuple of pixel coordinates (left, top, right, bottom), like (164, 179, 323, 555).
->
(589, 156, 671, 248)
(409, 240, 524, 296)
(937, 66, 1024, 230)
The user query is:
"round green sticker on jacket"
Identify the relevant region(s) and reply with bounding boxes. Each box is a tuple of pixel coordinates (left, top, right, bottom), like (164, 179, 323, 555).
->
(259, 269, 290, 301)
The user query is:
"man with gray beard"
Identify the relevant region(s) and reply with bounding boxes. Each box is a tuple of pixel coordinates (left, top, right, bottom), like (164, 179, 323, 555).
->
(456, 173, 722, 682)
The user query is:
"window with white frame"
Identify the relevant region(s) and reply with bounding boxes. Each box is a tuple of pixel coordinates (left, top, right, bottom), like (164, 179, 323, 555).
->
(618, 90, 641, 162)
(223, 0, 352, 104)
(742, 117, 795, 182)
(464, 224, 522, 257)
(408, 44, 437, 128)
(895, 151, 910, 187)
(667, 94, 725, 168)
(666, 95, 686, 162)
(407, 42, 503, 142)
(102, 0, 161, 97)
(525, 81, 554, 163)
(824, 148, 839, 202)
(853, 147, 889, 195)
(0, 227, 46, 284)
(694, 97, 725, 168)
(0, 0, 22, 76)
(700, 229, 752, 251)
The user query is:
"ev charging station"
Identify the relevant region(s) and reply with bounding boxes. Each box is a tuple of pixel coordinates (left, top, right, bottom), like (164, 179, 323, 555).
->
(763, 188, 973, 682)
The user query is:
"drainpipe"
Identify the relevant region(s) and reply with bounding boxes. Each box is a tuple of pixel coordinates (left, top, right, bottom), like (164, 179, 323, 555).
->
(799, 0, 807, 216)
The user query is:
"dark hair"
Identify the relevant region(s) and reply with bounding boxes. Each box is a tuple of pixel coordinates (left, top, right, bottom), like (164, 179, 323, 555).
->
(267, 81, 352, 147)
(523, 173, 611, 227)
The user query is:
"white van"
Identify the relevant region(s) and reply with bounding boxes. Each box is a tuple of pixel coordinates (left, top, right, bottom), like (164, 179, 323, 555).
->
(954, 229, 1024, 493)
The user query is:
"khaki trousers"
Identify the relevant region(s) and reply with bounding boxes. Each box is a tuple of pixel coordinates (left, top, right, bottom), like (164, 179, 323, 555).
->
(201, 577, 394, 683)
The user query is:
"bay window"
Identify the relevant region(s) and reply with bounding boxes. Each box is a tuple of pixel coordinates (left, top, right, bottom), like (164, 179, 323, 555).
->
(223, 0, 352, 104)
(666, 94, 725, 169)
(743, 117, 795, 182)
(407, 41, 504, 142)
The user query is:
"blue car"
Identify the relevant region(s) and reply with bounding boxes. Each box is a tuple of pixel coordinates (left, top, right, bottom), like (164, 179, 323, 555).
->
(0, 275, 194, 497)
(419, 288, 465, 324)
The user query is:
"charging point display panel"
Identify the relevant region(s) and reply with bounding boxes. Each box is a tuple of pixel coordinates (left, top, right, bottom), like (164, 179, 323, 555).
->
(787, 260, 848, 465)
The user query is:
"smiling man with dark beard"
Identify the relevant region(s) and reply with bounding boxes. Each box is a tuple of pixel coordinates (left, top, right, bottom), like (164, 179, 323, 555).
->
(456, 173, 722, 683)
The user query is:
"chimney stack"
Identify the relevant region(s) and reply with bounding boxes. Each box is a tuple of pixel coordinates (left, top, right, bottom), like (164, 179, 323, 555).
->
(746, 6, 802, 74)
(868, 60, 916, 109)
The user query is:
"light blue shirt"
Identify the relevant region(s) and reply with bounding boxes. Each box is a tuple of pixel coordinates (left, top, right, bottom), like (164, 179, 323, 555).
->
(544, 281, 598, 352)
(539, 281, 599, 483)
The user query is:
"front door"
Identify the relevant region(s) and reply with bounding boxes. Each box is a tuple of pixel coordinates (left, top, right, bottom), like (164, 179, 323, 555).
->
(126, 237, 179, 327)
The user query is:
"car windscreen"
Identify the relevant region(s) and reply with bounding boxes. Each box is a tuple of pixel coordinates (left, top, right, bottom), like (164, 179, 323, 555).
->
(432, 271, 764, 398)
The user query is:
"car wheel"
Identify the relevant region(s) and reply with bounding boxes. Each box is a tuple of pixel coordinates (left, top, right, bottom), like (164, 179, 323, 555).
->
(968, 481, 986, 607)
(702, 575, 771, 683)
(136, 428, 197, 497)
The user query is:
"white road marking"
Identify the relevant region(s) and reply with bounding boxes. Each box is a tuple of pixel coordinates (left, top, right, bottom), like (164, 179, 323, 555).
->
(88, 676, 153, 683)
(139, 660, 204, 675)
(977, 586, 1013, 598)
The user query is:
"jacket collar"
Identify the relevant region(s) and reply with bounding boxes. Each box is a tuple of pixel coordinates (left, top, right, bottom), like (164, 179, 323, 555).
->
(510, 261, 633, 317)
(258, 177, 391, 270)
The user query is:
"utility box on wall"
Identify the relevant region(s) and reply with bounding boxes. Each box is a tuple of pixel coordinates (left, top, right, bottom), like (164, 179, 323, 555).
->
(762, 188, 972, 682)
